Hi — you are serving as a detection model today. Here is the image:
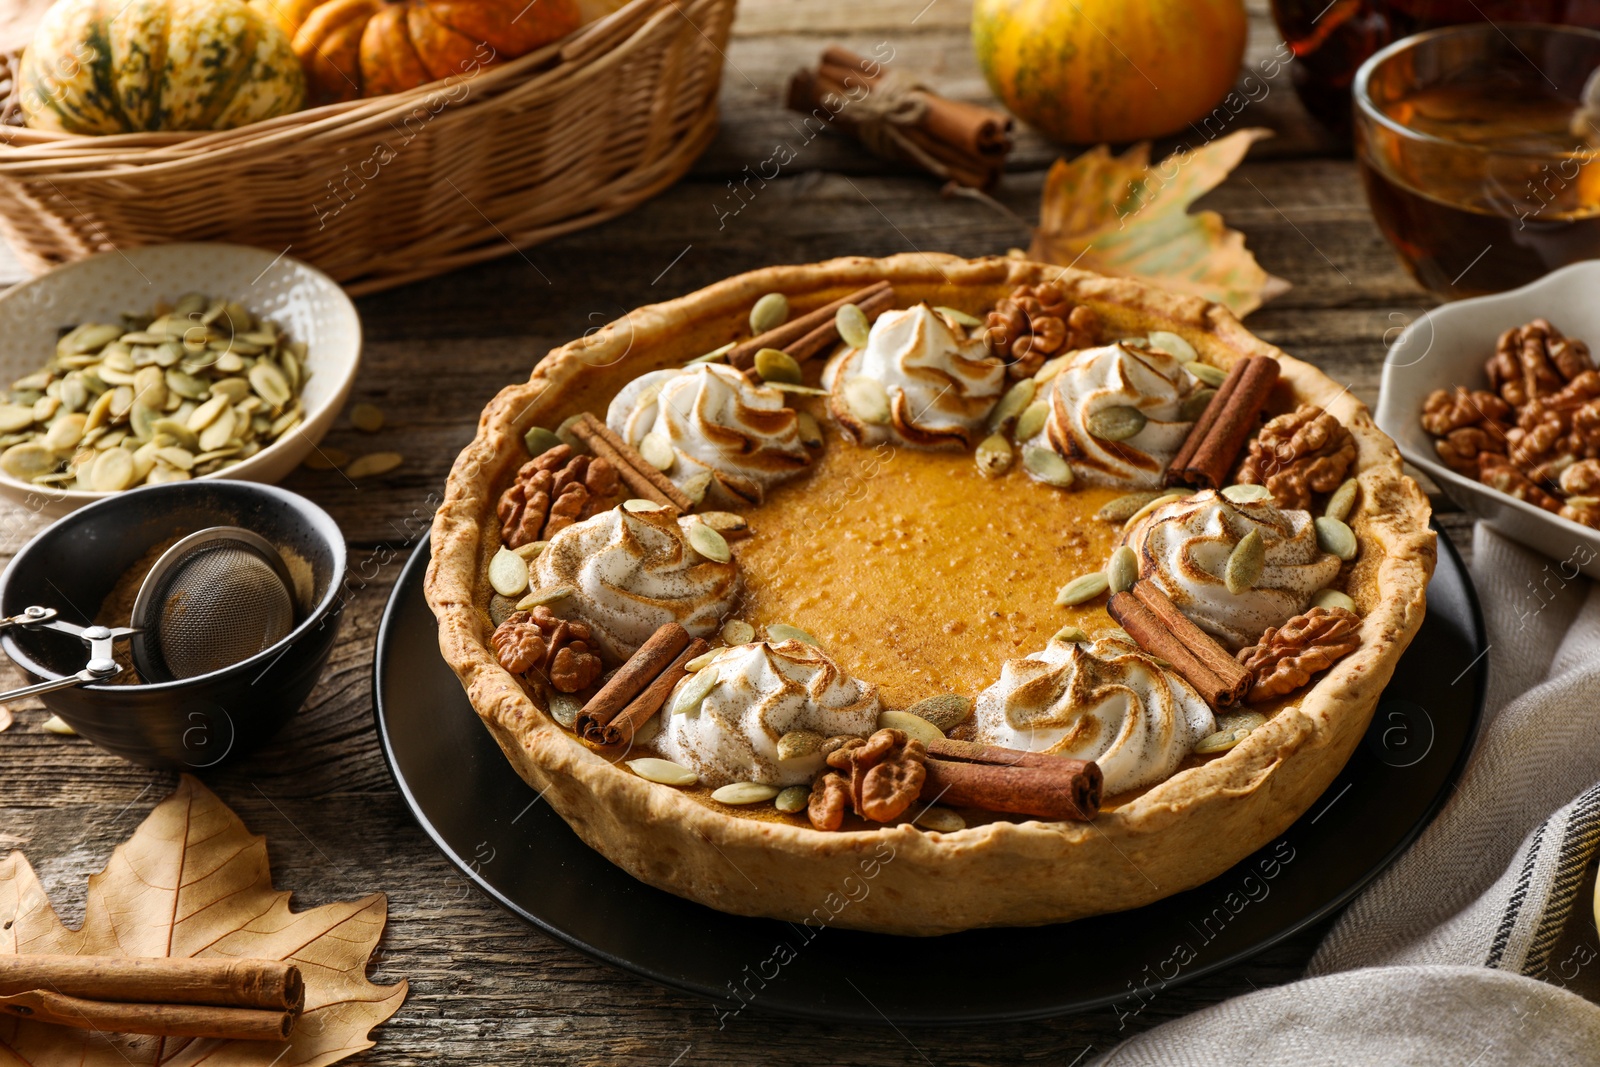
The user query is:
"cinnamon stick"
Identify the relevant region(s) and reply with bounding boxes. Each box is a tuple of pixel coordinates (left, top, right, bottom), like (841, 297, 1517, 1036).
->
(728, 281, 892, 370)
(785, 285, 897, 363)
(576, 623, 691, 743)
(595, 638, 711, 746)
(0, 989, 294, 1041)
(921, 758, 1101, 820)
(1167, 356, 1280, 490)
(925, 737, 1068, 771)
(0, 954, 303, 1010)
(820, 47, 1011, 161)
(1107, 584, 1252, 707)
(568, 412, 693, 512)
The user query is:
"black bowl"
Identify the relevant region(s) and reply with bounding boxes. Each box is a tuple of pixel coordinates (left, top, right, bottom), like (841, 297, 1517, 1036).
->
(0, 481, 346, 768)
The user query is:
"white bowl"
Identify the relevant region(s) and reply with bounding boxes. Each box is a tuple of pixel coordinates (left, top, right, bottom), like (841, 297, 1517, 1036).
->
(1375, 259, 1600, 580)
(0, 243, 361, 517)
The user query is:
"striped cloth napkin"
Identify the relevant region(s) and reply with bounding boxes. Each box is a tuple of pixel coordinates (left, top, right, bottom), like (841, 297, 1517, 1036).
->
(1102, 525, 1600, 1065)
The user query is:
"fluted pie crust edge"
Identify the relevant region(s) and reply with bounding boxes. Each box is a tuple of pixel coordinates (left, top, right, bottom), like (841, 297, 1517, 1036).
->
(425, 254, 1436, 935)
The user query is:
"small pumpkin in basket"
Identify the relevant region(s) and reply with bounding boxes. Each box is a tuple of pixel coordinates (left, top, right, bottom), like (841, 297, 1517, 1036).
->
(291, 0, 582, 104)
(18, 0, 306, 134)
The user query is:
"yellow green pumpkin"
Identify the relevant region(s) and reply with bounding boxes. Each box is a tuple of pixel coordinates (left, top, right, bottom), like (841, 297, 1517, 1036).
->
(19, 0, 305, 134)
(972, 0, 1247, 144)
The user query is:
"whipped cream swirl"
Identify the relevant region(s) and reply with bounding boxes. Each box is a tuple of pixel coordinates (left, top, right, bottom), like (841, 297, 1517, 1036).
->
(653, 640, 881, 787)
(971, 631, 1215, 796)
(1122, 490, 1342, 650)
(533, 505, 740, 663)
(606, 363, 812, 505)
(1029, 343, 1204, 488)
(823, 304, 1005, 448)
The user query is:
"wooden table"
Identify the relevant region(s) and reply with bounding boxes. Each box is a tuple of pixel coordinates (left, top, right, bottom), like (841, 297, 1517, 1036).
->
(0, 1, 1473, 1062)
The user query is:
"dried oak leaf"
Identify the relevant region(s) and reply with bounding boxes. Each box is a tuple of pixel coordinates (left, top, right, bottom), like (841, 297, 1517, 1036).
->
(0, 775, 405, 1066)
(1238, 606, 1362, 703)
(1029, 128, 1290, 319)
(1236, 404, 1355, 510)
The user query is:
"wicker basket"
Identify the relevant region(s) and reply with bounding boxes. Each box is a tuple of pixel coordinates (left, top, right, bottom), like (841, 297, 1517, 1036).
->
(0, 0, 733, 295)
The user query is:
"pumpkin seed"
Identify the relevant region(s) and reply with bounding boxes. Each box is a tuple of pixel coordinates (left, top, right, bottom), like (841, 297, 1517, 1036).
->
(622, 498, 667, 513)
(165, 370, 211, 400)
(13, 371, 51, 392)
(1107, 545, 1139, 594)
(696, 511, 748, 538)
(345, 452, 404, 479)
(545, 692, 582, 729)
(767, 623, 818, 646)
(1180, 388, 1216, 422)
(775, 786, 811, 814)
(1055, 572, 1109, 607)
(89, 448, 135, 492)
(513, 540, 549, 561)
(721, 619, 755, 644)
(155, 446, 196, 471)
(41, 715, 77, 736)
(686, 342, 736, 365)
(754, 348, 802, 384)
(129, 402, 160, 442)
(777, 729, 825, 761)
(769, 382, 828, 396)
(249, 363, 292, 410)
(671, 668, 719, 716)
(59, 376, 87, 413)
(687, 521, 731, 563)
(0, 405, 33, 434)
(83, 391, 115, 434)
(975, 433, 1013, 477)
(1225, 529, 1266, 594)
(517, 585, 575, 610)
(1221, 483, 1274, 504)
(1014, 400, 1050, 441)
(1311, 588, 1358, 614)
(639, 432, 675, 471)
(43, 414, 86, 453)
(713, 782, 781, 805)
(1194, 725, 1252, 755)
(1022, 445, 1074, 487)
(878, 710, 944, 745)
(350, 402, 384, 432)
(842, 376, 891, 425)
(750, 293, 789, 335)
(489, 546, 530, 597)
(31, 395, 58, 423)
(1052, 624, 1090, 644)
(685, 648, 722, 672)
(1314, 516, 1359, 561)
(1098, 491, 1164, 522)
(1033, 353, 1073, 384)
(797, 411, 824, 448)
(186, 394, 229, 432)
(904, 693, 973, 732)
(626, 758, 697, 787)
(146, 464, 190, 485)
(197, 408, 235, 452)
(1123, 491, 1187, 532)
(0, 442, 58, 480)
(1087, 405, 1147, 441)
(1325, 478, 1359, 524)
(836, 303, 872, 349)
(934, 305, 983, 328)
(987, 378, 1035, 432)
(64, 324, 123, 355)
(1183, 360, 1228, 388)
(913, 806, 965, 832)
(1147, 330, 1198, 361)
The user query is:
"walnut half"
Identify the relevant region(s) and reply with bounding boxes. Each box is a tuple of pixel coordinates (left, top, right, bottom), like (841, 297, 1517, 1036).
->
(1235, 404, 1356, 510)
(1237, 606, 1362, 703)
(815, 728, 927, 826)
(491, 607, 604, 694)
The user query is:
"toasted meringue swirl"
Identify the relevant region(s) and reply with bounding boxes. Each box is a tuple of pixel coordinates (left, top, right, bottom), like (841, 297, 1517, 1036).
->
(533, 505, 740, 663)
(823, 304, 1005, 448)
(971, 631, 1215, 796)
(1122, 490, 1342, 650)
(1029, 343, 1203, 488)
(653, 640, 882, 787)
(606, 363, 812, 505)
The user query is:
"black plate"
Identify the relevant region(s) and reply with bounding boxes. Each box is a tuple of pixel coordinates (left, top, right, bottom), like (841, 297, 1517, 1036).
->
(375, 526, 1484, 1024)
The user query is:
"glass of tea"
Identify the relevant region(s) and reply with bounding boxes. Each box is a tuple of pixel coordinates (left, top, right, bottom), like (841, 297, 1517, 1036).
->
(1354, 23, 1600, 299)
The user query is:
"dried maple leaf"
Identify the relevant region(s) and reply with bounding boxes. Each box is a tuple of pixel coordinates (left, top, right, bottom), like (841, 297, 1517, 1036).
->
(1028, 127, 1290, 318)
(0, 776, 406, 1066)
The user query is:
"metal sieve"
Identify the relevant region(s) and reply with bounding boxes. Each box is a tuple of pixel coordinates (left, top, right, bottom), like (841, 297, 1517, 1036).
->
(129, 527, 298, 682)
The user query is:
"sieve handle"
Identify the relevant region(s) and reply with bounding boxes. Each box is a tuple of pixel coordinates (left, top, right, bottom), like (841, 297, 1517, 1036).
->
(0, 665, 121, 703)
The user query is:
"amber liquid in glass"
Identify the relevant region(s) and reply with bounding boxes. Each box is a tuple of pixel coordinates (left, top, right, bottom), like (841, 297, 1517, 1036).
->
(1273, 0, 1600, 133)
(1359, 77, 1600, 298)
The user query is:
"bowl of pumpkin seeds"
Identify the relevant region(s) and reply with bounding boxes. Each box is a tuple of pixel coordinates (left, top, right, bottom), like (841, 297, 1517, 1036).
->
(0, 243, 361, 515)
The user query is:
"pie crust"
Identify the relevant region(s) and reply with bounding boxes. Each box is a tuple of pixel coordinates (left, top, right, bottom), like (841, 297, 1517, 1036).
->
(426, 254, 1436, 935)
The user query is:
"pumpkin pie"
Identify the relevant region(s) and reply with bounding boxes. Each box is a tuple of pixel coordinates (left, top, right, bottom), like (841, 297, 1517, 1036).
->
(426, 254, 1434, 935)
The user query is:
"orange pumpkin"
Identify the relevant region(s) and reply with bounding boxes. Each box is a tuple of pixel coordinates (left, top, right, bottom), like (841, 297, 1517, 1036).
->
(292, 0, 581, 103)
(972, 0, 1247, 144)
